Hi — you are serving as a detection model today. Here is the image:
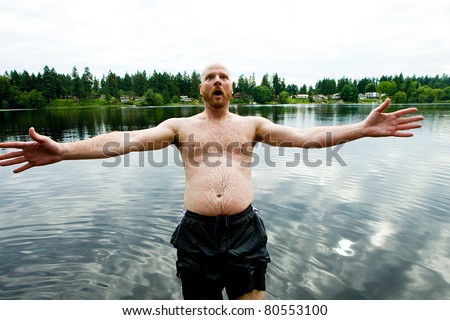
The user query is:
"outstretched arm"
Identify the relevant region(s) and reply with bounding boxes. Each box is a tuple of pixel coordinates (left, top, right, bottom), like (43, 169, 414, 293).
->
(255, 99, 424, 147)
(0, 118, 179, 173)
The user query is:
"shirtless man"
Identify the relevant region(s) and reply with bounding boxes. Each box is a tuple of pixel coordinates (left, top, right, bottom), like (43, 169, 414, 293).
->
(0, 63, 424, 299)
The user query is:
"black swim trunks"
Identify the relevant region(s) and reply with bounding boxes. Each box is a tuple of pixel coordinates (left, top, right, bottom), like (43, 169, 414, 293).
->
(170, 204, 271, 300)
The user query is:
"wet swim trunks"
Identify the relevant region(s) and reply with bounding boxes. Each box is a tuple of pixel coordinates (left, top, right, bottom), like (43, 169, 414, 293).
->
(170, 204, 271, 300)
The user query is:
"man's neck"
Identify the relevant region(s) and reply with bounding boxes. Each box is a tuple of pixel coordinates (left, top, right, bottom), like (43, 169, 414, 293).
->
(202, 103, 231, 121)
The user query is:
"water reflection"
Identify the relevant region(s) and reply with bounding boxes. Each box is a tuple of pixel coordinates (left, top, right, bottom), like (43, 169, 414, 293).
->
(1, 104, 449, 299)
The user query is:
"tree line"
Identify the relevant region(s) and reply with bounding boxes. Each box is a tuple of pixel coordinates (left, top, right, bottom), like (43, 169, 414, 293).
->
(235, 72, 450, 104)
(0, 66, 202, 109)
(1, 66, 449, 109)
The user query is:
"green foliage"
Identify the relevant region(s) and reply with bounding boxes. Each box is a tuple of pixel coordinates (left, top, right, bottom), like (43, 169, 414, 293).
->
(104, 71, 119, 100)
(316, 78, 336, 95)
(299, 84, 307, 94)
(0, 76, 12, 108)
(417, 86, 436, 103)
(365, 82, 377, 93)
(357, 78, 372, 93)
(261, 74, 271, 88)
(442, 87, 450, 101)
(394, 91, 408, 103)
(337, 77, 352, 93)
(144, 89, 164, 106)
(1, 66, 449, 108)
(71, 66, 83, 99)
(234, 74, 256, 102)
(279, 91, 290, 104)
(81, 67, 94, 99)
(20, 90, 47, 108)
(286, 84, 299, 96)
(340, 84, 359, 103)
(132, 71, 148, 96)
(377, 81, 397, 98)
(253, 85, 273, 104)
(42, 66, 59, 102)
(189, 71, 201, 100)
(272, 73, 285, 96)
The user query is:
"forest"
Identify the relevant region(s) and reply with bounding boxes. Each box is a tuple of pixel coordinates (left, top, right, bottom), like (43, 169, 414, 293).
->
(1, 66, 449, 109)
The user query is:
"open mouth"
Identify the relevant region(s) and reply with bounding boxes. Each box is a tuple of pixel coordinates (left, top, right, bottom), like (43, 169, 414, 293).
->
(213, 90, 223, 96)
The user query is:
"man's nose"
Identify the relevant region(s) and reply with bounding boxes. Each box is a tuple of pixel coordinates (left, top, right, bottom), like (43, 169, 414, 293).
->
(214, 76, 222, 86)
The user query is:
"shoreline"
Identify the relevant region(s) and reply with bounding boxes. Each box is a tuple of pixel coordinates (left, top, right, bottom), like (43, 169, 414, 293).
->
(2, 101, 449, 111)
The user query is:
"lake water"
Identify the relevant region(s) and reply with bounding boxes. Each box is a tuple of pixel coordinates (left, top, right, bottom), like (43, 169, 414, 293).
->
(0, 104, 449, 300)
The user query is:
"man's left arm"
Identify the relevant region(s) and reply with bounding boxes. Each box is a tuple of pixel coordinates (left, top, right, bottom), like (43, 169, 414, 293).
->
(254, 99, 424, 148)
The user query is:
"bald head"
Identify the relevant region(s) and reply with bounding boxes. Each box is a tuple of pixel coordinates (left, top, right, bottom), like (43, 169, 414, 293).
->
(201, 63, 231, 82)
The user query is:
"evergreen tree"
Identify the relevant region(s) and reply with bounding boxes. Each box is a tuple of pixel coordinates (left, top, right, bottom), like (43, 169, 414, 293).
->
(0, 76, 12, 108)
(189, 71, 201, 100)
(42, 66, 59, 102)
(249, 73, 256, 90)
(20, 71, 33, 92)
(272, 73, 282, 96)
(357, 78, 371, 93)
(286, 84, 299, 96)
(316, 78, 336, 95)
(58, 74, 72, 98)
(337, 77, 351, 93)
(71, 66, 83, 99)
(81, 67, 93, 99)
(132, 71, 147, 97)
(9, 70, 21, 87)
(299, 84, 307, 94)
(93, 78, 100, 96)
(181, 71, 191, 96)
(104, 70, 119, 99)
(261, 74, 271, 88)
(122, 72, 133, 93)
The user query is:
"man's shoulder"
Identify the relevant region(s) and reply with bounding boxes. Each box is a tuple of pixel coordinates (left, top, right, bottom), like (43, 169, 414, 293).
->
(165, 113, 270, 129)
(229, 113, 266, 121)
(161, 114, 202, 131)
(238, 114, 270, 125)
(229, 114, 273, 131)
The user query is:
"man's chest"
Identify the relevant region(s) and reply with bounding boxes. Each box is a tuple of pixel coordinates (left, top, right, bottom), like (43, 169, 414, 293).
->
(176, 121, 255, 158)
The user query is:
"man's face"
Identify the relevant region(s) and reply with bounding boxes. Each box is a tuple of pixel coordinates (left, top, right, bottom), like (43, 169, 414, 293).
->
(200, 64, 233, 109)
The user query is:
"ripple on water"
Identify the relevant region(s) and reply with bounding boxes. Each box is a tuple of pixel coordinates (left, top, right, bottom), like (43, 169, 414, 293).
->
(1, 105, 449, 299)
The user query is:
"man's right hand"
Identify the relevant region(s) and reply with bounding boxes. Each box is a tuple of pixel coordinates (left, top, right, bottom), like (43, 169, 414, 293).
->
(0, 127, 64, 173)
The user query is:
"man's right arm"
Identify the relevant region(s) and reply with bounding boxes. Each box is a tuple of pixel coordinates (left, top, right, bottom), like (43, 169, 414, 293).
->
(0, 118, 179, 173)
(62, 118, 178, 159)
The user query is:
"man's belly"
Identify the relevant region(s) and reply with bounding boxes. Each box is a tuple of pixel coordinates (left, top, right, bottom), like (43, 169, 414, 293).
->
(183, 165, 254, 216)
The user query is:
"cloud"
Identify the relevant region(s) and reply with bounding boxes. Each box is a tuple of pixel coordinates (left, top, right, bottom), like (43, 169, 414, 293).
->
(1, 0, 449, 86)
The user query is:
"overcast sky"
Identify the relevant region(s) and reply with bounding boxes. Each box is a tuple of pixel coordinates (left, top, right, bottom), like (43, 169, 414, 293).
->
(1, 0, 449, 86)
